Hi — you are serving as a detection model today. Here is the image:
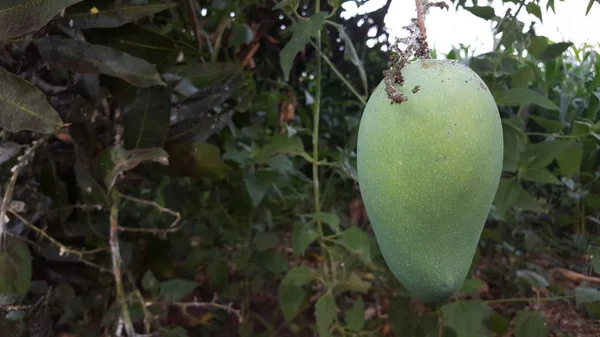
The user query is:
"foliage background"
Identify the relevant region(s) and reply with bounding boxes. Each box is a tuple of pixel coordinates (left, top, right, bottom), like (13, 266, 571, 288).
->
(0, 0, 599, 336)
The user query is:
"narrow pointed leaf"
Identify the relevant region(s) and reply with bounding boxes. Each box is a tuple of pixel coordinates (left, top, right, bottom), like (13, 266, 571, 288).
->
(0, 0, 83, 40)
(64, 0, 176, 29)
(0, 66, 64, 134)
(34, 35, 165, 87)
(496, 88, 560, 111)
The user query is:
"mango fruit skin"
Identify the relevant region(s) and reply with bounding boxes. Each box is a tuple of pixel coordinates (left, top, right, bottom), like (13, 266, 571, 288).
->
(356, 59, 503, 303)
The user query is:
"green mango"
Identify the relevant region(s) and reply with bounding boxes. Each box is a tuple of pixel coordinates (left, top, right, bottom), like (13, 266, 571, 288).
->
(356, 59, 503, 303)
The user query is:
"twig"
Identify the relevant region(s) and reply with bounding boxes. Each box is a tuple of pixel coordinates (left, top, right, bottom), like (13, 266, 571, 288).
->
(173, 293, 244, 323)
(110, 192, 136, 337)
(116, 192, 182, 237)
(7, 209, 111, 273)
(554, 267, 600, 284)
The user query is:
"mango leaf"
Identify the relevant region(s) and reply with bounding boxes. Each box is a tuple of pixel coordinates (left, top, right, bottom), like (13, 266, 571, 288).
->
(493, 179, 543, 218)
(34, 36, 165, 88)
(496, 88, 560, 111)
(511, 66, 532, 88)
(334, 25, 367, 94)
(64, 0, 176, 29)
(345, 296, 365, 331)
(441, 300, 492, 337)
(158, 278, 198, 301)
(168, 62, 241, 88)
(501, 123, 524, 172)
(315, 292, 336, 337)
(291, 221, 319, 257)
(85, 24, 179, 68)
(575, 285, 600, 305)
(528, 36, 549, 59)
(255, 134, 307, 162)
(587, 0, 599, 15)
(0, 0, 83, 40)
(123, 86, 172, 150)
(521, 140, 572, 169)
(464, 6, 495, 20)
(519, 167, 562, 185)
(513, 311, 550, 337)
(537, 42, 573, 63)
(0, 67, 64, 134)
(555, 140, 583, 175)
(280, 12, 327, 81)
(278, 283, 306, 322)
(164, 142, 232, 179)
(529, 115, 563, 132)
(75, 162, 110, 206)
(96, 147, 169, 190)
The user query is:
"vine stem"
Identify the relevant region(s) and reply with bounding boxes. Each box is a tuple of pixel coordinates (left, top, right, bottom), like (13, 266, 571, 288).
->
(312, 0, 330, 280)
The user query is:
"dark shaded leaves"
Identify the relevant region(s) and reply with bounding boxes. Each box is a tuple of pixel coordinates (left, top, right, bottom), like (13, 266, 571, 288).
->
(464, 6, 495, 20)
(64, 0, 176, 29)
(168, 62, 241, 88)
(537, 42, 573, 63)
(0, 67, 64, 134)
(513, 311, 550, 337)
(0, 0, 83, 40)
(123, 86, 172, 150)
(34, 35, 165, 87)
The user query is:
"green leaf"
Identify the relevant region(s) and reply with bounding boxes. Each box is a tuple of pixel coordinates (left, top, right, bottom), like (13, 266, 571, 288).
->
(0, 66, 64, 134)
(496, 88, 560, 111)
(0, 0, 83, 40)
(123, 86, 172, 150)
(464, 6, 495, 20)
(345, 296, 365, 331)
(441, 300, 492, 337)
(588, 245, 600, 274)
(339, 227, 372, 261)
(291, 222, 319, 257)
(244, 170, 277, 206)
(528, 36, 549, 59)
(572, 119, 593, 136)
(586, 0, 600, 15)
(229, 23, 254, 47)
(165, 142, 233, 179)
(254, 232, 279, 251)
(278, 283, 306, 322)
(511, 66, 532, 88)
(255, 134, 307, 163)
(485, 312, 510, 335)
(537, 42, 573, 63)
(34, 35, 165, 88)
(141, 270, 159, 293)
(529, 115, 563, 132)
(521, 140, 572, 169)
(335, 273, 371, 294)
(315, 293, 336, 337)
(555, 140, 582, 175)
(513, 311, 550, 337)
(575, 285, 600, 305)
(525, 2, 542, 22)
(158, 278, 199, 301)
(388, 297, 413, 335)
(64, 0, 176, 29)
(260, 252, 288, 274)
(519, 167, 561, 185)
(460, 278, 485, 294)
(75, 162, 110, 206)
(493, 179, 543, 218)
(281, 266, 316, 286)
(501, 123, 524, 172)
(280, 12, 328, 81)
(311, 212, 340, 233)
